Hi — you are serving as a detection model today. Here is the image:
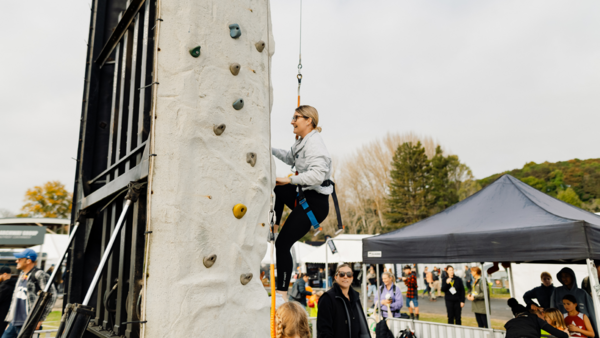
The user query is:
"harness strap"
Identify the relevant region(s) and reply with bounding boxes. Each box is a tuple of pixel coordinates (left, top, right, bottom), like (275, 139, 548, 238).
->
(296, 179, 344, 236)
(322, 180, 344, 234)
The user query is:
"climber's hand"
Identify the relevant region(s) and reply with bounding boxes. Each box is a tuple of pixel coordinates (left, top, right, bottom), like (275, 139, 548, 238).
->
(276, 177, 291, 186)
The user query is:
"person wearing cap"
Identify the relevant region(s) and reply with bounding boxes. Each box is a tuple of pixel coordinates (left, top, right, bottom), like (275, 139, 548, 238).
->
(0, 267, 16, 337)
(2, 249, 56, 338)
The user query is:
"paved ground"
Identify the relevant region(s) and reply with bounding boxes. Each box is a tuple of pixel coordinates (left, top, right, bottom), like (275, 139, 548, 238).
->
(363, 291, 513, 321)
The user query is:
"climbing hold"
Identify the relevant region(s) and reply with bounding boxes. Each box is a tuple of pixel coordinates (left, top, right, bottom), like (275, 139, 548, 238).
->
(213, 124, 226, 136)
(233, 204, 247, 219)
(255, 41, 265, 53)
(229, 24, 241, 39)
(189, 46, 201, 58)
(232, 99, 244, 110)
(203, 254, 217, 268)
(246, 152, 256, 167)
(229, 63, 241, 76)
(240, 273, 253, 285)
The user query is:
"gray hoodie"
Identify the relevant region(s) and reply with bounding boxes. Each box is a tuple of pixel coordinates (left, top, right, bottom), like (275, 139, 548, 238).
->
(550, 267, 597, 335)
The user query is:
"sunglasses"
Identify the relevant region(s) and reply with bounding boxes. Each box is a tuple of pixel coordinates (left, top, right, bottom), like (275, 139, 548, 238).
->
(291, 115, 307, 122)
(337, 271, 353, 278)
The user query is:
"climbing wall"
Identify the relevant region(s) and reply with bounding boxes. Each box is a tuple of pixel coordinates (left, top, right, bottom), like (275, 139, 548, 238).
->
(144, 0, 274, 337)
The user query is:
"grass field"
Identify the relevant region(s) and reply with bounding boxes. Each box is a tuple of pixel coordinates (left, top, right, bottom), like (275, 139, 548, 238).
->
(418, 312, 506, 330)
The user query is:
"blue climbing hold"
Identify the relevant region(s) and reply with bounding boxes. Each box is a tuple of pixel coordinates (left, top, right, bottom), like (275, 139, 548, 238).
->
(233, 98, 244, 110)
(229, 24, 241, 39)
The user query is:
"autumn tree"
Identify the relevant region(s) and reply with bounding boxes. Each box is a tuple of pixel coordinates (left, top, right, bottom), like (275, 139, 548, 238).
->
(17, 181, 72, 218)
(557, 187, 583, 208)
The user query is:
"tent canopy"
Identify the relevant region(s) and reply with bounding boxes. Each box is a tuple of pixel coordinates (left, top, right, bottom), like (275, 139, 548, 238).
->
(363, 174, 600, 264)
(303, 234, 373, 264)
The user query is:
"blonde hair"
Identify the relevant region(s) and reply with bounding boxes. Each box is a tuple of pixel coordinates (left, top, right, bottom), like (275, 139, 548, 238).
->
(544, 308, 567, 329)
(382, 271, 395, 280)
(275, 302, 311, 338)
(295, 105, 321, 132)
(541, 272, 552, 280)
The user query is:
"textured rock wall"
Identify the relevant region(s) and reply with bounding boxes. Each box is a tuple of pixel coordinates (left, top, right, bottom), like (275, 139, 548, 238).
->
(144, 0, 274, 336)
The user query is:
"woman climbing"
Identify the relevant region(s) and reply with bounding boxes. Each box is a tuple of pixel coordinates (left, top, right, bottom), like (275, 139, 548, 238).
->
(272, 105, 333, 297)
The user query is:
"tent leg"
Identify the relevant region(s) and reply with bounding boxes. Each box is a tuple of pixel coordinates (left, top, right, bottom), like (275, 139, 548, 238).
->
(586, 258, 600, 332)
(376, 265, 382, 321)
(480, 262, 492, 331)
(507, 266, 515, 298)
(362, 264, 367, 315)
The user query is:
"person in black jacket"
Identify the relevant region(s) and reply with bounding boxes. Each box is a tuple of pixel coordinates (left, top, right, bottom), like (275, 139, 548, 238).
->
(0, 267, 17, 337)
(523, 272, 554, 311)
(441, 265, 465, 325)
(317, 264, 369, 338)
(505, 298, 568, 338)
(289, 274, 313, 306)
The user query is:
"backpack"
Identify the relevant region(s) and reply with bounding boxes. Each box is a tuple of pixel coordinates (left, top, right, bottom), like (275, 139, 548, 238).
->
(288, 281, 301, 301)
(375, 319, 394, 338)
(397, 329, 416, 338)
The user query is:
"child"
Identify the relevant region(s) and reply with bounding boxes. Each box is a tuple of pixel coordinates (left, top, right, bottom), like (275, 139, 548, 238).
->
(307, 291, 323, 317)
(276, 301, 311, 338)
(544, 308, 569, 336)
(563, 294, 595, 337)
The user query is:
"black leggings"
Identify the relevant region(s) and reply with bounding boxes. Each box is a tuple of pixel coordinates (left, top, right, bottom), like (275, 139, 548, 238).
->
(445, 299, 462, 325)
(274, 184, 329, 291)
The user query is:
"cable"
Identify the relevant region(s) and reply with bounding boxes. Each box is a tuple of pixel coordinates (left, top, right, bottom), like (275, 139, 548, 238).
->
(297, 0, 303, 107)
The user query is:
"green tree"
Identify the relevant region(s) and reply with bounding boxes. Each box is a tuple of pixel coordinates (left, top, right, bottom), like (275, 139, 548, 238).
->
(17, 181, 72, 218)
(386, 142, 431, 229)
(430, 146, 459, 213)
(557, 187, 583, 208)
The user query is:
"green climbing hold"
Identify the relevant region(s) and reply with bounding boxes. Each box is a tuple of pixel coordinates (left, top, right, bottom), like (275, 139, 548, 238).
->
(189, 46, 201, 58)
(233, 98, 244, 110)
(229, 24, 241, 39)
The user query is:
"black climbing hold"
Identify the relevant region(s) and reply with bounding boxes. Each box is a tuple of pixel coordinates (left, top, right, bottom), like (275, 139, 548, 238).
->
(240, 273, 253, 285)
(230, 63, 241, 76)
(233, 98, 244, 110)
(213, 124, 226, 136)
(203, 254, 217, 268)
(246, 152, 256, 167)
(229, 24, 241, 39)
(189, 46, 201, 58)
(255, 41, 265, 53)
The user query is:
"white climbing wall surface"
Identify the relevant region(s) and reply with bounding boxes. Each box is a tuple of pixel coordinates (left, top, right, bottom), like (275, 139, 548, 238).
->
(144, 0, 274, 337)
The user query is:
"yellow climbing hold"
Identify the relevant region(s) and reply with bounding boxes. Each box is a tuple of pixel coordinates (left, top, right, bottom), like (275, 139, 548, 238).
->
(233, 204, 247, 219)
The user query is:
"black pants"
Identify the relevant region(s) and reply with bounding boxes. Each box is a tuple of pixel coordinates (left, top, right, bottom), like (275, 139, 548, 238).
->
(274, 184, 329, 291)
(445, 299, 462, 325)
(475, 313, 487, 328)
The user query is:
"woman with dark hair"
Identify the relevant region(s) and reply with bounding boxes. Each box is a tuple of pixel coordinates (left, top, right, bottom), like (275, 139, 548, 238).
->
(505, 298, 568, 338)
(441, 265, 465, 325)
(317, 264, 369, 338)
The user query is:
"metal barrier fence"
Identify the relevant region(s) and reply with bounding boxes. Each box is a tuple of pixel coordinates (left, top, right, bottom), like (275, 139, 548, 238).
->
(308, 317, 506, 338)
(33, 329, 58, 338)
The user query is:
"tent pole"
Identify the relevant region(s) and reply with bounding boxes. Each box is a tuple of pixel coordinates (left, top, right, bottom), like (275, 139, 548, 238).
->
(480, 262, 493, 331)
(507, 266, 515, 298)
(325, 238, 329, 290)
(376, 264, 382, 321)
(362, 264, 367, 315)
(586, 258, 600, 331)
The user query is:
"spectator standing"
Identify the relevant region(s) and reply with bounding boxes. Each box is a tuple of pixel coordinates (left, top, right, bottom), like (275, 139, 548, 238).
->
(562, 294, 595, 337)
(523, 272, 554, 311)
(0, 267, 17, 337)
(422, 267, 431, 296)
(289, 274, 312, 306)
(441, 267, 448, 281)
(317, 264, 369, 338)
(464, 266, 473, 292)
(2, 249, 57, 338)
(550, 267, 596, 335)
(505, 298, 568, 338)
(276, 301, 311, 338)
(366, 266, 376, 299)
(374, 271, 403, 318)
(466, 267, 489, 328)
(431, 267, 441, 299)
(318, 268, 325, 288)
(401, 265, 419, 320)
(441, 265, 465, 325)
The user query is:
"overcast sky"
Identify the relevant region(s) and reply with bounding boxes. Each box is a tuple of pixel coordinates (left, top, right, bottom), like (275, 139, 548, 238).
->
(1, 0, 599, 214)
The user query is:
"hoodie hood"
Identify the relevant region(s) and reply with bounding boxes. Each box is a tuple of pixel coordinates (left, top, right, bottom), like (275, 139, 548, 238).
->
(556, 267, 578, 291)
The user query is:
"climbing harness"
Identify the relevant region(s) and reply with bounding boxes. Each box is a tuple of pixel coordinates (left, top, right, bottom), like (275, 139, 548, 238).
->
(296, 180, 344, 236)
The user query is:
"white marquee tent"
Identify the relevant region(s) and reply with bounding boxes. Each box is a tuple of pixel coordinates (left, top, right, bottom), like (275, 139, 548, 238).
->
(301, 234, 373, 264)
(261, 241, 318, 266)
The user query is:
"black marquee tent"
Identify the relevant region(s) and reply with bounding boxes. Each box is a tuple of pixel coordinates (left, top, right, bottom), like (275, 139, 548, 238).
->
(363, 174, 600, 264)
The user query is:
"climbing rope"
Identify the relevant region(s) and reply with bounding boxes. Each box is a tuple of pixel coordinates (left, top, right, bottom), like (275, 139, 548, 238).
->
(297, 0, 302, 107)
(266, 0, 276, 337)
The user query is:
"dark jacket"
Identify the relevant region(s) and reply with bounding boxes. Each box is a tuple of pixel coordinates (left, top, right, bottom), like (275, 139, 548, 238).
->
(504, 313, 568, 338)
(0, 277, 17, 323)
(549, 267, 597, 335)
(317, 283, 369, 338)
(290, 279, 312, 306)
(522, 283, 554, 309)
(441, 275, 465, 302)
